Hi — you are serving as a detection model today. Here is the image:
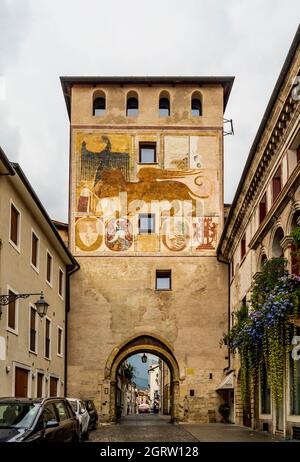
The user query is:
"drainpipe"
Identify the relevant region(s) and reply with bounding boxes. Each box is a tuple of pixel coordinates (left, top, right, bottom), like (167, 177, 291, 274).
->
(64, 261, 80, 397)
(217, 253, 231, 371)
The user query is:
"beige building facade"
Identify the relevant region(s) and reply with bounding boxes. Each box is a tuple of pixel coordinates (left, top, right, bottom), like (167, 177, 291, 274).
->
(0, 147, 78, 399)
(218, 27, 300, 437)
(62, 76, 234, 422)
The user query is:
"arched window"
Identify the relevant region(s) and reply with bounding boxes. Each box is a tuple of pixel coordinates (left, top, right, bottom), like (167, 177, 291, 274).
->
(290, 211, 300, 275)
(93, 96, 106, 116)
(126, 93, 139, 117)
(272, 228, 284, 258)
(159, 93, 170, 117)
(191, 93, 202, 117)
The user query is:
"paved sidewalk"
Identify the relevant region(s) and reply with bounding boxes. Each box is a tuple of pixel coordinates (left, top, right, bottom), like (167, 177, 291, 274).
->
(89, 414, 285, 442)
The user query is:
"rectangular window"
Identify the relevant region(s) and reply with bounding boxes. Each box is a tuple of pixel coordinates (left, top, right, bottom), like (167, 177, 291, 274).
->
(290, 327, 300, 415)
(241, 235, 246, 260)
(37, 372, 44, 398)
(139, 213, 155, 234)
(272, 166, 281, 204)
(57, 327, 63, 356)
(45, 318, 51, 359)
(10, 202, 20, 247)
(259, 193, 267, 224)
(260, 363, 271, 414)
(156, 270, 171, 290)
(31, 232, 39, 269)
(8, 290, 16, 330)
(46, 252, 52, 284)
(58, 269, 63, 297)
(29, 306, 37, 353)
(139, 143, 156, 164)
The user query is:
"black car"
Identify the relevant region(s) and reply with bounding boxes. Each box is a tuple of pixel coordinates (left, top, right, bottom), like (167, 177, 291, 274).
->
(0, 397, 79, 442)
(83, 400, 98, 430)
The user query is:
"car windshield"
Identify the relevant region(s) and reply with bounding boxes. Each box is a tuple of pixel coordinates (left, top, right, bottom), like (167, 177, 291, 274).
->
(0, 403, 40, 428)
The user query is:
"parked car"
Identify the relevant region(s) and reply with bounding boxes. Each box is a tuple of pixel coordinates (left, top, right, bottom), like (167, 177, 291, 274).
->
(83, 399, 98, 430)
(138, 403, 150, 414)
(67, 398, 90, 441)
(0, 397, 79, 442)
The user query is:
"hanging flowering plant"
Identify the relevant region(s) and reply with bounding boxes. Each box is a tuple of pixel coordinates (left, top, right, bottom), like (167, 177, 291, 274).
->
(222, 257, 300, 404)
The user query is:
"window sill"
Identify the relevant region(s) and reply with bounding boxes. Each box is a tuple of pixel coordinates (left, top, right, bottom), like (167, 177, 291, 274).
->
(31, 263, 39, 274)
(137, 162, 158, 165)
(240, 255, 246, 267)
(155, 289, 172, 292)
(7, 327, 18, 336)
(9, 239, 20, 254)
(44, 356, 51, 361)
(46, 280, 52, 289)
(29, 349, 38, 356)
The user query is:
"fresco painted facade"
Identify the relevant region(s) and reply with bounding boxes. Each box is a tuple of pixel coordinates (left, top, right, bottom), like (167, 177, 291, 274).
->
(73, 131, 220, 254)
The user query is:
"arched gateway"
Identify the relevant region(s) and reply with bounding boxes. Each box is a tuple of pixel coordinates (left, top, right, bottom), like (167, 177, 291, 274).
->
(105, 334, 180, 422)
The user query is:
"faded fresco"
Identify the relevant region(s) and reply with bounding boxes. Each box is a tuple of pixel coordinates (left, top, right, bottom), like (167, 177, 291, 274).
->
(74, 132, 219, 253)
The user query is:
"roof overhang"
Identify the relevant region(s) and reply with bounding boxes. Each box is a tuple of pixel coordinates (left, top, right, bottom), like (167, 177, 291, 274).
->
(60, 75, 234, 119)
(216, 371, 235, 390)
(8, 162, 77, 268)
(0, 146, 15, 175)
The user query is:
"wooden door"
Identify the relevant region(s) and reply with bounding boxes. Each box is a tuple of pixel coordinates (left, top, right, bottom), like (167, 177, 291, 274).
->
(15, 367, 28, 397)
(50, 377, 58, 397)
(37, 373, 44, 398)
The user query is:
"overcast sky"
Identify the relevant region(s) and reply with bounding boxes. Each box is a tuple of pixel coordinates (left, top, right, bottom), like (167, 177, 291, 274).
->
(0, 0, 299, 221)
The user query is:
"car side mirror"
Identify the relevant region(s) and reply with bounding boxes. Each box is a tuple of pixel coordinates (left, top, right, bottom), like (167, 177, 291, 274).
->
(45, 419, 59, 429)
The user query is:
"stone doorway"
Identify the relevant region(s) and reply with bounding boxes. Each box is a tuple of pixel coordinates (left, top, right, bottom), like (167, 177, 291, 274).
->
(104, 334, 180, 423)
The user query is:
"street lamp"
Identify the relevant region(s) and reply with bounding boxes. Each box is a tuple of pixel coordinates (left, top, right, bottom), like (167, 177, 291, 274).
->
(0, 291, 49, 319)
(141, 353, 147, 363)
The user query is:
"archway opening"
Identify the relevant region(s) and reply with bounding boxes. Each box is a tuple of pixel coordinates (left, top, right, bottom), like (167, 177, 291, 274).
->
(105, 334, 180, 424)
(272, 227, 284, 257)
(116, 353, 171, 422)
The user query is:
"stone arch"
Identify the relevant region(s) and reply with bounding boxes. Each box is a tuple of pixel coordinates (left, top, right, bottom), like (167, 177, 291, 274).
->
(286, 202, 300, 235)
(257, 245, 268, 271)
(270, 226, 284, 258)
(104, 333, 180, 423)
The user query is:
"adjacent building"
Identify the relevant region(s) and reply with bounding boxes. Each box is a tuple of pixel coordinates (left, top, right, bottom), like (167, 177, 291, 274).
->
(148, 362, 160, 411)
(218, 26, 300, 437)
(61, 75, 234, 423)
(0, 147, 78, 398)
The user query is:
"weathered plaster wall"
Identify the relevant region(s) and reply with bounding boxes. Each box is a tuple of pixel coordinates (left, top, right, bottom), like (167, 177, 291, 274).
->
(68, 256, 228, 422)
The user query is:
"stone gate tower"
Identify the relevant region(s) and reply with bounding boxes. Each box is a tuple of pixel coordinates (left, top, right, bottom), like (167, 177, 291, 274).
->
(61, 76, 234, 422)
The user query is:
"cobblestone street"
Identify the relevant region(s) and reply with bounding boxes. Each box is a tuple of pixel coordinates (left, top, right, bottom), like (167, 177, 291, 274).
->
(89, 415, 282, 442)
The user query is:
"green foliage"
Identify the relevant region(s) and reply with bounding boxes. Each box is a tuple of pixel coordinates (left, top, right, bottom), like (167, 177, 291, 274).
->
(123, 364, 135, 383)
(251, 257, 287, 307)
(291, 226, 300, 246)
(222, 257, 300, 406)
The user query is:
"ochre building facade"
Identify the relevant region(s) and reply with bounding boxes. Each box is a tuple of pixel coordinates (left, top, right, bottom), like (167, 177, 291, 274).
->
(61, 76, 234, 422)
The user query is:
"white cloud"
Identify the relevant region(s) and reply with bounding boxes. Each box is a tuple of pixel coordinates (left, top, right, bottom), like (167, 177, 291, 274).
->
(0, 0, 299, 220)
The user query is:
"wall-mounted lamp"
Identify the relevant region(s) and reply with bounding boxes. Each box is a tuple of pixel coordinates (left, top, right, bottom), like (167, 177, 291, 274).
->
(32, 372, 36, 379)
(5, 365, 11, 374)
(45, 376, 49, 382)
